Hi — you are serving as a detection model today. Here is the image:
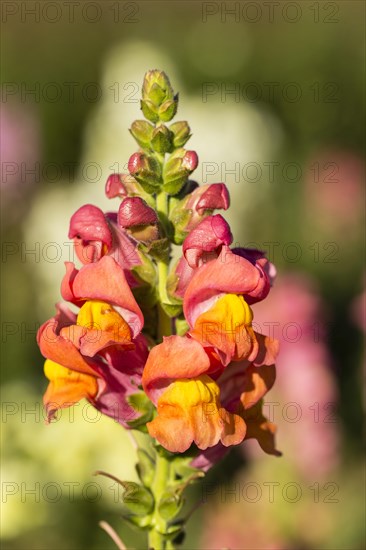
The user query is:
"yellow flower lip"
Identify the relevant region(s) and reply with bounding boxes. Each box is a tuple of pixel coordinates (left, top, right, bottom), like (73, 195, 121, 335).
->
(76, 300, 131, 340)
(43, 358, 98, 418)
(190, 293, 256, 363)
(147, 375, 246, 453)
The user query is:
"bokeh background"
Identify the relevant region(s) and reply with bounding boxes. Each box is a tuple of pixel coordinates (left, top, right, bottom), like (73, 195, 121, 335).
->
(1, 1, 365, 549)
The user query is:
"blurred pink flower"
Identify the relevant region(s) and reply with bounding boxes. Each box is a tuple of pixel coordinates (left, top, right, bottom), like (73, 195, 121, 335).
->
(201, 510, 287, 550)
(305, 150, 364, 233)
(1, 103, 40, 227)
(250, 273, 340, 479)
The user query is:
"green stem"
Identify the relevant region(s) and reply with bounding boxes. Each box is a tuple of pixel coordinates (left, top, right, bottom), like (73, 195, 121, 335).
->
(156, 190, 171, 306)
(148, 452, 171, 550)
(148, 189, 174, 549)
(156, 188, 168, 216)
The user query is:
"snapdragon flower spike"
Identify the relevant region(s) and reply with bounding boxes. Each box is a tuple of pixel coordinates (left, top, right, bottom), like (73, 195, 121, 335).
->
(38, 258, 149, 425)
(69, 204, 141, 287)
(142, 336, 246, 453)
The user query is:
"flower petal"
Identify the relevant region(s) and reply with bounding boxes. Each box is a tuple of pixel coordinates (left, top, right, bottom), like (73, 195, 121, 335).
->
(189, 294, 258, 365)
(147, 375, 246, 452)
(43, 359, 98, 421)
(183, 247, 261, 328)
(142, 335, 212, 403)
(183, 215, 232, 269)
(244, 402, 281, 456)
(60, 256, 143, 337)
(37, 317, 99, 377)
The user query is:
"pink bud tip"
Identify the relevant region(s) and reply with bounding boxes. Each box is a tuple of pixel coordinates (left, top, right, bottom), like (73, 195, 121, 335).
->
(105, 174, 127, 199)
(128, 152, 144, 175)
(196, 183, 230, 214)
(182, 151, 199, 172)
(118, 197, 158, 228)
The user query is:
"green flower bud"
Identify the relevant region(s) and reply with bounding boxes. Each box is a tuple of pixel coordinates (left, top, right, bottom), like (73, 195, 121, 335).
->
(130, 120, 154, 149)
(128, 152, 162, 193)
(142, 70, 174, 105)
(121, 482, 154, 516)
(158, 489, 183, 521)
(163, 149, 198, 195)
(169, 121, 191, 148)
(141, 99, 159, 123)
(151, 124, 173, 154)
(159, 98, 178, 122)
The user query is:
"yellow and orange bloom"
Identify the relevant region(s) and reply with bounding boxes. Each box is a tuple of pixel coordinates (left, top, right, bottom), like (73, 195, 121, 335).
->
(182, 245, 273, 365)
(142, 333, 280, 457)
(38, 257, 148, 425)
(142, 336, 246, 453)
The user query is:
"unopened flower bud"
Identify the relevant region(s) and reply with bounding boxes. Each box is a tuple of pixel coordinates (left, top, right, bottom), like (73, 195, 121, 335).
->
(118, 197, 157, 228)
(158, 489, 183, 520)
(181, 150, 198, 172)
(168, 183, 229, 244)
(158, 98, 178, 122)
(163, 149, 199, 196)
(118, 197, 159, 243)
(105, 173, 128, 199)
(141, 70, 177, 123)
(142, 70, 174, 104)
(151, 124, 173, 154)
(183, 214, 233, 268)
(130, 120, 154, 149)
(128, 152, 162, 194)
(140, 99, 159, 123)
(169, 121, 191, 148)
(105, 173, 144, 199)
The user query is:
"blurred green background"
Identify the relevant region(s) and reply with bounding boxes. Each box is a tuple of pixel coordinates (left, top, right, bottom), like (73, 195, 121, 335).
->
(1, 1, 365, 549)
